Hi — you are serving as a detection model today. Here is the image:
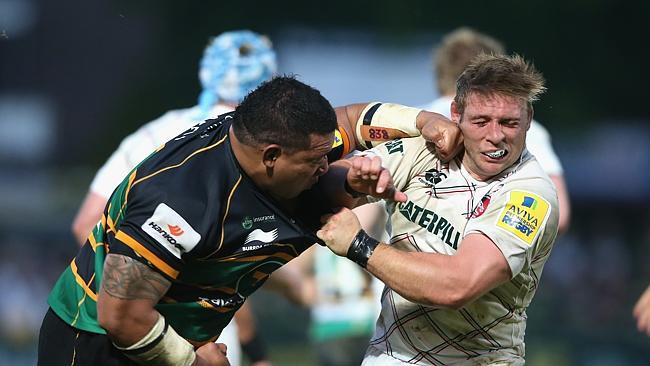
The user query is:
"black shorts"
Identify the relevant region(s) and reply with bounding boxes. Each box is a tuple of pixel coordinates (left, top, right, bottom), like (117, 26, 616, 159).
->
(38, 308, 136, 366)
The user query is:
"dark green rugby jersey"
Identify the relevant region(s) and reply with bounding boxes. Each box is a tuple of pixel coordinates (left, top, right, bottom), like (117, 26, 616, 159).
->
(48, 112, 339, 343)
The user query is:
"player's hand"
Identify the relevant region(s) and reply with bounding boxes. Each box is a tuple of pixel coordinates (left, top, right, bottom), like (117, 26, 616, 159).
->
(317, 207, 361, 257)
(418, 112, 463, 161)
(346, 156, 407, 202)
(193, 342, 230, 366)
(633, 284, 650, 336)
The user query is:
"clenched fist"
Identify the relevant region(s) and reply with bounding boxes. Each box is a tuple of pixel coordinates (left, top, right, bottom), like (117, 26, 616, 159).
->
(317, 208, 362, 257)
(346, 155, 407, 202)
(418, 112, 463, 162)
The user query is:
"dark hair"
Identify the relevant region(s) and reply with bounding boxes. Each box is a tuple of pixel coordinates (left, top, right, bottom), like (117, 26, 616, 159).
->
(232, 75, 337, 151)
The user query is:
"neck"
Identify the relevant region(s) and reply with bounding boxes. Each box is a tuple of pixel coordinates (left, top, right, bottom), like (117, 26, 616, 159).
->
(229, 127, 266, 186)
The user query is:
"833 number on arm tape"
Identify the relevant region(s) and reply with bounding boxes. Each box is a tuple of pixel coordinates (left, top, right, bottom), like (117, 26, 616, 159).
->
(356, 103, 423, 149)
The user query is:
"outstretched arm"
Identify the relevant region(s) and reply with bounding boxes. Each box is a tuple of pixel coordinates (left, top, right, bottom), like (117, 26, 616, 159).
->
(336, 103, 462, 160)
(317, 208, 511, 309)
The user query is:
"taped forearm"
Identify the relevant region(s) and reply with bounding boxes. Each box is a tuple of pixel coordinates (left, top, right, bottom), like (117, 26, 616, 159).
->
(113, 314, 196, 366)
(355, 103, 423, 149)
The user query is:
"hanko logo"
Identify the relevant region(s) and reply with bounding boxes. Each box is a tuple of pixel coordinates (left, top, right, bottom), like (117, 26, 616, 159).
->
(496, 191, 550, 245)
(168, 224, 184, 236)
(142, 203, 201, 258)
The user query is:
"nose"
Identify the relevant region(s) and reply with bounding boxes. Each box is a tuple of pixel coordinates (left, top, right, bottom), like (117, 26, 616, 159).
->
(485, 121, 505, 144)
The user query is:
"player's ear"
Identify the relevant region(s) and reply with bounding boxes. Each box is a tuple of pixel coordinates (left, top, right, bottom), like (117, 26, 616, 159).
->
(526, 103, 534, 131)
(450, 101, 461, 124)
(262, 145, 282, 168)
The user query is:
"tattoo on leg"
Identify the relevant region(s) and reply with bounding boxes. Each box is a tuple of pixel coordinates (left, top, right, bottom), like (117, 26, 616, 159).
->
(102, 254, 171, 301)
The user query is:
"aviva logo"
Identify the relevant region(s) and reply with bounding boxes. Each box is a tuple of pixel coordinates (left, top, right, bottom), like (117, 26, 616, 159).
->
(497, 191, 549, 245)
(168, 224, 184, 236)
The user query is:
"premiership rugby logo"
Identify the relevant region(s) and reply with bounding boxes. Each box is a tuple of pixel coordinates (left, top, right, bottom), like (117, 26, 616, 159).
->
(496, 191, 550, 245)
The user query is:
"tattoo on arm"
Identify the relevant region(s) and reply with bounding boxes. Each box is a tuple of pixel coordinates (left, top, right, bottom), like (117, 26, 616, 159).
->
(101, 254, 171, 301)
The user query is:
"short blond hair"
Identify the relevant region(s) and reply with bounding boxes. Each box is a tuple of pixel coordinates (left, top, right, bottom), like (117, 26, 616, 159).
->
(434, 27, 505, 96)
(454, 53, 546, 115)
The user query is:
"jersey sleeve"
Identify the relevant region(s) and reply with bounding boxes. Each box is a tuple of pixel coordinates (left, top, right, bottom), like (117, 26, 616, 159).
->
(464, 180, 559, 277)
(526, 120, 563, 176)
(362, 136, 439, 192)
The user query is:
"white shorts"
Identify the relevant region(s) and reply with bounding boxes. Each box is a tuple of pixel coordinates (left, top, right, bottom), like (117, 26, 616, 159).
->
(361, 345, 524, 366)
(216, 320, 241, 366)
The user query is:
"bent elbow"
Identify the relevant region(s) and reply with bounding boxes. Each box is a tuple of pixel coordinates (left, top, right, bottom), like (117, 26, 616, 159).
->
(440, 290, 472, 310)
(97, 296, 119, 333)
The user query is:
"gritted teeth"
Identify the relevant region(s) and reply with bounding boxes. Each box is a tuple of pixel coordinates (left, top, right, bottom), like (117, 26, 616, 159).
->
(484, 149, 507, 159)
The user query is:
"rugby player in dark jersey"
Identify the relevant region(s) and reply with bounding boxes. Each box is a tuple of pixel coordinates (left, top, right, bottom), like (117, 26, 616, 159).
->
(38, 76, 460, 366)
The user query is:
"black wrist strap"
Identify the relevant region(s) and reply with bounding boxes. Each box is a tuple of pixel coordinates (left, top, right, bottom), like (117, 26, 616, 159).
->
(344, 179, 364, 198)
(346, 229, 380, 268)
(241, 333, 268, 363)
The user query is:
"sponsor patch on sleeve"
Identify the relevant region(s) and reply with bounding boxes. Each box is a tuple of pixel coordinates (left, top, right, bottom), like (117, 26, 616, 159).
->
(496, 190, 550, 245)
(332, 129, 344, 149)
(142, 203, 201, 258)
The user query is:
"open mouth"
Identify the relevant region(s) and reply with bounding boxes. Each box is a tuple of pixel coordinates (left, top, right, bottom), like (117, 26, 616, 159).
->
(483, 149, 508, 160)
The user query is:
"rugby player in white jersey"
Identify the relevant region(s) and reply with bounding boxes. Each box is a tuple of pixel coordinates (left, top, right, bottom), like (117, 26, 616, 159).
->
(318, 54, 560, 365)
(422, 27, 570, 234)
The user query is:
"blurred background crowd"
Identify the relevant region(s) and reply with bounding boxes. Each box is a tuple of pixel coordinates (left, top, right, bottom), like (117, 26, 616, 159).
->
(1, 0, 649, 365)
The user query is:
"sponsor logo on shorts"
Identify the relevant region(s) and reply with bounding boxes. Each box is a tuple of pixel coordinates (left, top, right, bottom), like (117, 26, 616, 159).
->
(142, 203, 201, 258)
(496, 191, 549, 245)
(198, 293, 245, 310)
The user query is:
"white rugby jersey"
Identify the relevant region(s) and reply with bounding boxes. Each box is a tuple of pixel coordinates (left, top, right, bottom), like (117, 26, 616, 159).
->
(363, 136, 559, 365)
(90, 104, 233, 199)
(421, 96, 564, 176)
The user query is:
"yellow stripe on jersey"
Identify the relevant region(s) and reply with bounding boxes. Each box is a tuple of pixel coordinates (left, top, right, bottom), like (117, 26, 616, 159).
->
(70, 259, 98, 301)
(338, 127, 352, 157)
(115, 230, 180, 279)
(200, 175, 243, 259)
(114, 169, 139, 229)
(221, 252, 295, 263)
(131, 134, 228, 188)
(88, 232, 103, 252)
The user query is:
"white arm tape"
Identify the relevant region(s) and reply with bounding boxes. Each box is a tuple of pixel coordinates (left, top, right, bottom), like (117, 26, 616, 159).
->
(113, 314, 196, 366)
(355, 102, 422, 149)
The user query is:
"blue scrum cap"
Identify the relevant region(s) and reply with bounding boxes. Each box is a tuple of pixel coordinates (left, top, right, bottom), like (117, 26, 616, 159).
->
(198, 30, 277, 112)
